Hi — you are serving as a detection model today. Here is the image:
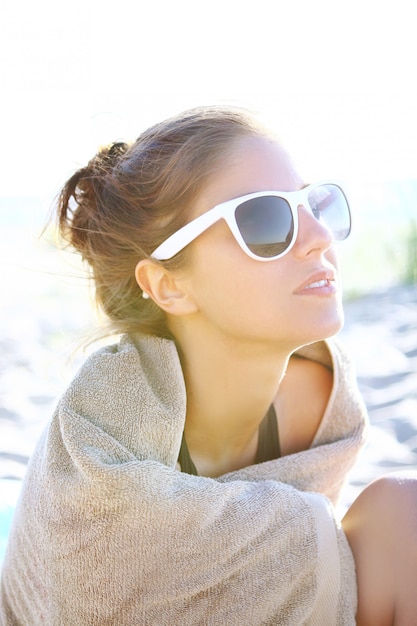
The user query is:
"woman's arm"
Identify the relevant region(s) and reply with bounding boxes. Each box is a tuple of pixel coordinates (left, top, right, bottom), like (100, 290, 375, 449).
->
(343, 473, 417, 626)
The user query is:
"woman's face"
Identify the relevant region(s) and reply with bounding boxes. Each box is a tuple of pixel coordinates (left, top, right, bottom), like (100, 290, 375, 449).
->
(176, 135, 344, 353)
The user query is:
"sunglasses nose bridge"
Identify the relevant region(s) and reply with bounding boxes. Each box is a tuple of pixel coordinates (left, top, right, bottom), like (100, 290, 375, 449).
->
(293, 187, 312, 214)
(296, 201, 334, 245)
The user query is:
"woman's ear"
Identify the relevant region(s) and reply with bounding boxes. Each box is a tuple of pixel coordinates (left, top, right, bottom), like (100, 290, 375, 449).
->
(135, 259, 197, 315)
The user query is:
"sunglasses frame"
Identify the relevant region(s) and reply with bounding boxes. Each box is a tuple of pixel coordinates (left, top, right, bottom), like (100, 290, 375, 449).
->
(150, 180, 350, 262)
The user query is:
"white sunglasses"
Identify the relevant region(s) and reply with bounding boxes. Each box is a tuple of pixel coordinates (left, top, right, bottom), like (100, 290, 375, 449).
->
(151, 181, 351, 263)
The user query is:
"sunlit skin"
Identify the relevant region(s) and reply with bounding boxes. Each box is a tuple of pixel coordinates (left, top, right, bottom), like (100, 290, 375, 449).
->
(138, 136, 340, 477)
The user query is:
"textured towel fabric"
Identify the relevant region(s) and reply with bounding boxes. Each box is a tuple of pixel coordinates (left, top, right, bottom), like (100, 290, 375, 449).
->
(0, 336, 367, 625)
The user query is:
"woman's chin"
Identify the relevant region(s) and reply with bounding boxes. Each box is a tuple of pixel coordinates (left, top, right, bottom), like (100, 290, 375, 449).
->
(319, 313, 345, 341)
(303, 310, 345, 347)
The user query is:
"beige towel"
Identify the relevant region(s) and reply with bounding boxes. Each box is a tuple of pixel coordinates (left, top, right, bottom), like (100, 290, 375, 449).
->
(0, 336, 367, 625)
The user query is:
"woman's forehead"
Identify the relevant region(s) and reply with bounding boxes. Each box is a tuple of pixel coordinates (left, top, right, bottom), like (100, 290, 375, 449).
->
(192, 136, 302, 217)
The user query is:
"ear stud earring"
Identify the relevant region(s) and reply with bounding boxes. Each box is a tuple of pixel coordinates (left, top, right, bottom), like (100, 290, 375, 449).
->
(142, 291, 150, 299)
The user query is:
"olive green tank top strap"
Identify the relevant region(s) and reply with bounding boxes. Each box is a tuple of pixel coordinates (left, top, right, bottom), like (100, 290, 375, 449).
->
(255, 403, 281, 463)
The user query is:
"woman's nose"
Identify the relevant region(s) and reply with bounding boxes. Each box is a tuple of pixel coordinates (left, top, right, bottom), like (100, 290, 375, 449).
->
(293, 204, 333, 257)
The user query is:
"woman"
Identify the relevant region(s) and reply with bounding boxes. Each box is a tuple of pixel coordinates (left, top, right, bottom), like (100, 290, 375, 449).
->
(1, 106, 416, 625)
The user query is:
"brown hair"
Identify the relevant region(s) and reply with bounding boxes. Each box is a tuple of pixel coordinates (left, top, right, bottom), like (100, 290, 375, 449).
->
(56, 105, 270, 339)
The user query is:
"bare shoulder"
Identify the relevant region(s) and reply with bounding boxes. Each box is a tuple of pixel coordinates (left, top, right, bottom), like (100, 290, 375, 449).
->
(274, 355, 333, 455)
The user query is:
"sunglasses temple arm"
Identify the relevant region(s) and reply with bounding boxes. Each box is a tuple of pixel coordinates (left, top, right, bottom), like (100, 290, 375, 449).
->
(151, 207, 223, 260)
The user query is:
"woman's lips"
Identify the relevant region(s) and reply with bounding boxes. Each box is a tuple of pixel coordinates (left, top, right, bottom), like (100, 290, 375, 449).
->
(304, 278, 331, 289)
(295, 270, 337, 295)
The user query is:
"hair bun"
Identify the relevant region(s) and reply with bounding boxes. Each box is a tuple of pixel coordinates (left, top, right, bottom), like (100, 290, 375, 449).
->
(55, 141, 129, 261)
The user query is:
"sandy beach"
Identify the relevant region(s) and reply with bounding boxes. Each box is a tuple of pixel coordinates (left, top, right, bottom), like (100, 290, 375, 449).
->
(1, 235, 417, 560)
(338, 284, 417, 510)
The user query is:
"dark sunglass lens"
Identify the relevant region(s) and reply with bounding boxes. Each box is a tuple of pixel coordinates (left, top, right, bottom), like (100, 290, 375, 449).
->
(308, 184, 351, 240)
(235, 196, 293, 257)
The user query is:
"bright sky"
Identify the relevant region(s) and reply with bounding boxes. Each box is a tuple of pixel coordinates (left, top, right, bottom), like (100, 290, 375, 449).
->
(1, 0, 416, 200)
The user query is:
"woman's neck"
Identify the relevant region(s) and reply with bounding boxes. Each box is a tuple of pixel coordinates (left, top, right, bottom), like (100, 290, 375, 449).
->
(174, 326, 290, 477)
